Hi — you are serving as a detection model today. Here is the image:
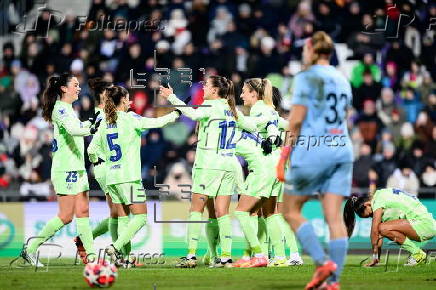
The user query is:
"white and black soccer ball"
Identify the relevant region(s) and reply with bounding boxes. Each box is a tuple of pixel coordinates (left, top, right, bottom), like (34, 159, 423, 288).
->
(83, 260, 118, 288)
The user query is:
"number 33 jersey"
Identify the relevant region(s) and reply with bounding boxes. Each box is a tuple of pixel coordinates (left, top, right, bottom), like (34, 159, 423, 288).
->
(290, 65, 353, 166)
(88, 111, 178, 185)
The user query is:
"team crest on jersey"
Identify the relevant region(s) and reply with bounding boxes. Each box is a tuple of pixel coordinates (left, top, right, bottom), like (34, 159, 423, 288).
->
(58, 108, 68, 118)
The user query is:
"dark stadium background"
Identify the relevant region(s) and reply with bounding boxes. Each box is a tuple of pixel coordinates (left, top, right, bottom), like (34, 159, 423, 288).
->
(0, 0, 434, 204)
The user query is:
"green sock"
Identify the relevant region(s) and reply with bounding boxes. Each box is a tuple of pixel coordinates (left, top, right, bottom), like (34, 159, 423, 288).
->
(205, 218, 219, 258)
(250, 215, 259, 235)
(279, 214, 299, 254)
(401, 237, 421, 255)
(258, 217, 268, 256)
(109, 218, 118, 242)
(113, 214, 147, 251)
(76, 217, 96, 256)
(27, 216, 64, 254)
(217, 214, 232, 258)
(187, 212, 203, 256)
(235, 211, 262, 254)
(92, 218, 109, 239)
(116, 216, 132, 257)
(267, 214, 286, 258)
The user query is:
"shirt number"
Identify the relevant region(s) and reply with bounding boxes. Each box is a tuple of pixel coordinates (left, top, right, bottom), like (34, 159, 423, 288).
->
(66, 171, 78, 182)
(325, 93, 347, 125)
(218, 121, 236, 149)
(106, 133, 122, 162)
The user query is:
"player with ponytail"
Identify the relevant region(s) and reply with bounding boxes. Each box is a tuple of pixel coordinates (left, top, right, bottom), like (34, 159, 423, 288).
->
(343, 189, 436, 267)
(22, 73, 101, 267)
(74, 78, 117, 261)
(159, 76, 259, 268)
(88, 85, 179, 267)
(278, 31, 353, 290)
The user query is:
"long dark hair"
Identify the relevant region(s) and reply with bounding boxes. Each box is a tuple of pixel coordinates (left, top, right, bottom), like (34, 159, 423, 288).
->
(88, 77, 112, 105)
(105, 86, 129, 124)
(343, 195, 371, 238)
(272, 86, 282, 109)
(208, 75, 238, 120)
(42, 73, 74, 122)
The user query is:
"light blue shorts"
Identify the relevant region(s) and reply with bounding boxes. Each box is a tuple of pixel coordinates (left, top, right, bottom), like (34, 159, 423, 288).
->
(284, 162, 352, 196)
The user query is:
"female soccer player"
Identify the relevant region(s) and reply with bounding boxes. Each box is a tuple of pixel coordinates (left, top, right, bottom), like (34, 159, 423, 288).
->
(344, 188, 436, 267)
(21, 73, 101, 267)
(74, 78, 118, 260)
(88, 86, 179, 266)
(159, 76, 258, 268)
(278, 31, 353, 290)
(232, 78, 286, 268)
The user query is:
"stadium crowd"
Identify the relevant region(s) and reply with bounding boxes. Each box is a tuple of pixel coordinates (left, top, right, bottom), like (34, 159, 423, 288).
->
(0, 0, 434, 200)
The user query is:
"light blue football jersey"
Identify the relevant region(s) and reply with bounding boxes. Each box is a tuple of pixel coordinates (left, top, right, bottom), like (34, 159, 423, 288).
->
(290, 65, 353, 166)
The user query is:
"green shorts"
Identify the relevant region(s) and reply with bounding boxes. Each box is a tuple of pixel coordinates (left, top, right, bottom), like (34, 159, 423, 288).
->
(409, 215, 436, 241)
(192, 168, 236, 197)
(94, 164, 108, 194)
(52, 170, 89, 195)
(107, 180, 146, 205)
(243, 170, 270, 199)
(234, 162, 245, 195)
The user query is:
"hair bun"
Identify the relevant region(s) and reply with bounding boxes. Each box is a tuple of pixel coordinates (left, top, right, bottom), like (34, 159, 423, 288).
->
(49, 76, 60, 86)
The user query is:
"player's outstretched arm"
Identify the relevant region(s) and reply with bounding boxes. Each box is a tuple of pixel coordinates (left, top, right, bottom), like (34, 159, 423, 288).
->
(159, 86, 210, 121)
(366, 208, 383, 267)
(135, 111, 179, 129)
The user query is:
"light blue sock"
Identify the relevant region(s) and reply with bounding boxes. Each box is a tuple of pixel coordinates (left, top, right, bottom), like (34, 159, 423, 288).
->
(296, 222, 326, 266)
(328, 238, 348, 282)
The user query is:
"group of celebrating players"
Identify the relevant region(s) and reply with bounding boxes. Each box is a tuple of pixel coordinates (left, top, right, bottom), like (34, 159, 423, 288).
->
(19, 31, 435, 290)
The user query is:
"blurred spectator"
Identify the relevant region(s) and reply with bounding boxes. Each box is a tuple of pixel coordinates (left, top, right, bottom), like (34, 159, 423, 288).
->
(355, 100, 384, 149)
(352, 69, 382, 111)
(350, 53, 381, 89)
(288, 1, 314, 40)
(421, 163, 436, 188)
(387, 158, 420, 196)
(374, 143, 397, 187)
(353, 144, 374, 188)
(381, 61, 399, 91)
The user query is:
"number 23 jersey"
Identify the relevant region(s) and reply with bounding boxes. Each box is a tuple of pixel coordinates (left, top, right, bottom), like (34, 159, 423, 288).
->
(290, 65, 353, 166)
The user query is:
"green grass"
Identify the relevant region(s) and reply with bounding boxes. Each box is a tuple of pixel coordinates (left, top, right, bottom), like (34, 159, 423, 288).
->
(1, 255, 435, 290)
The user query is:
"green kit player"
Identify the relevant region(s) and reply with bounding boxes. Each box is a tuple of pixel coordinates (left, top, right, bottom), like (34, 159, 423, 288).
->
(159, 76, 259, 268)
(234, 78, 293, 268)
(88, 86, 179, 267)
(21, 73, 101, 267)
(74, 77, 119, 260)
(344, 188, 436, 266)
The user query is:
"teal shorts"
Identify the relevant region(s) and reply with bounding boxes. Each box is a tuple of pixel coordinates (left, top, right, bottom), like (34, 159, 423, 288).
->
(107, 180, 146, 205)
(192, 168, 236, 197)
(409, 215, 436, 241)
(52, 170, 89, 195)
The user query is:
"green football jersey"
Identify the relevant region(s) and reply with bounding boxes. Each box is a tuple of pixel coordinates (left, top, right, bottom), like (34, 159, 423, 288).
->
(167, 94, 259, 171)
(250, 100, 280, 140)
(92, 107, 106, 179)
(372, 188, 432, 221)
(51, 100, 91, 172)
(88, 111, 178, 184)
(235, 130, 264, 172)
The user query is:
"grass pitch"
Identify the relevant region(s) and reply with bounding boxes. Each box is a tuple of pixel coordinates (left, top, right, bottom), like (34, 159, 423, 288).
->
(1, 255, 436, 290)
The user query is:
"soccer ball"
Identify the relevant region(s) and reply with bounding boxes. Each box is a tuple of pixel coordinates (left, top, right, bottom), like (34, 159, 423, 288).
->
(83, 260, 118, 288)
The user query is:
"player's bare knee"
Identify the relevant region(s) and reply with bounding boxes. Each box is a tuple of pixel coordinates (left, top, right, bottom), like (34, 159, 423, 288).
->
(59, 215, 73, 225)
(215, 208, 229, 218)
